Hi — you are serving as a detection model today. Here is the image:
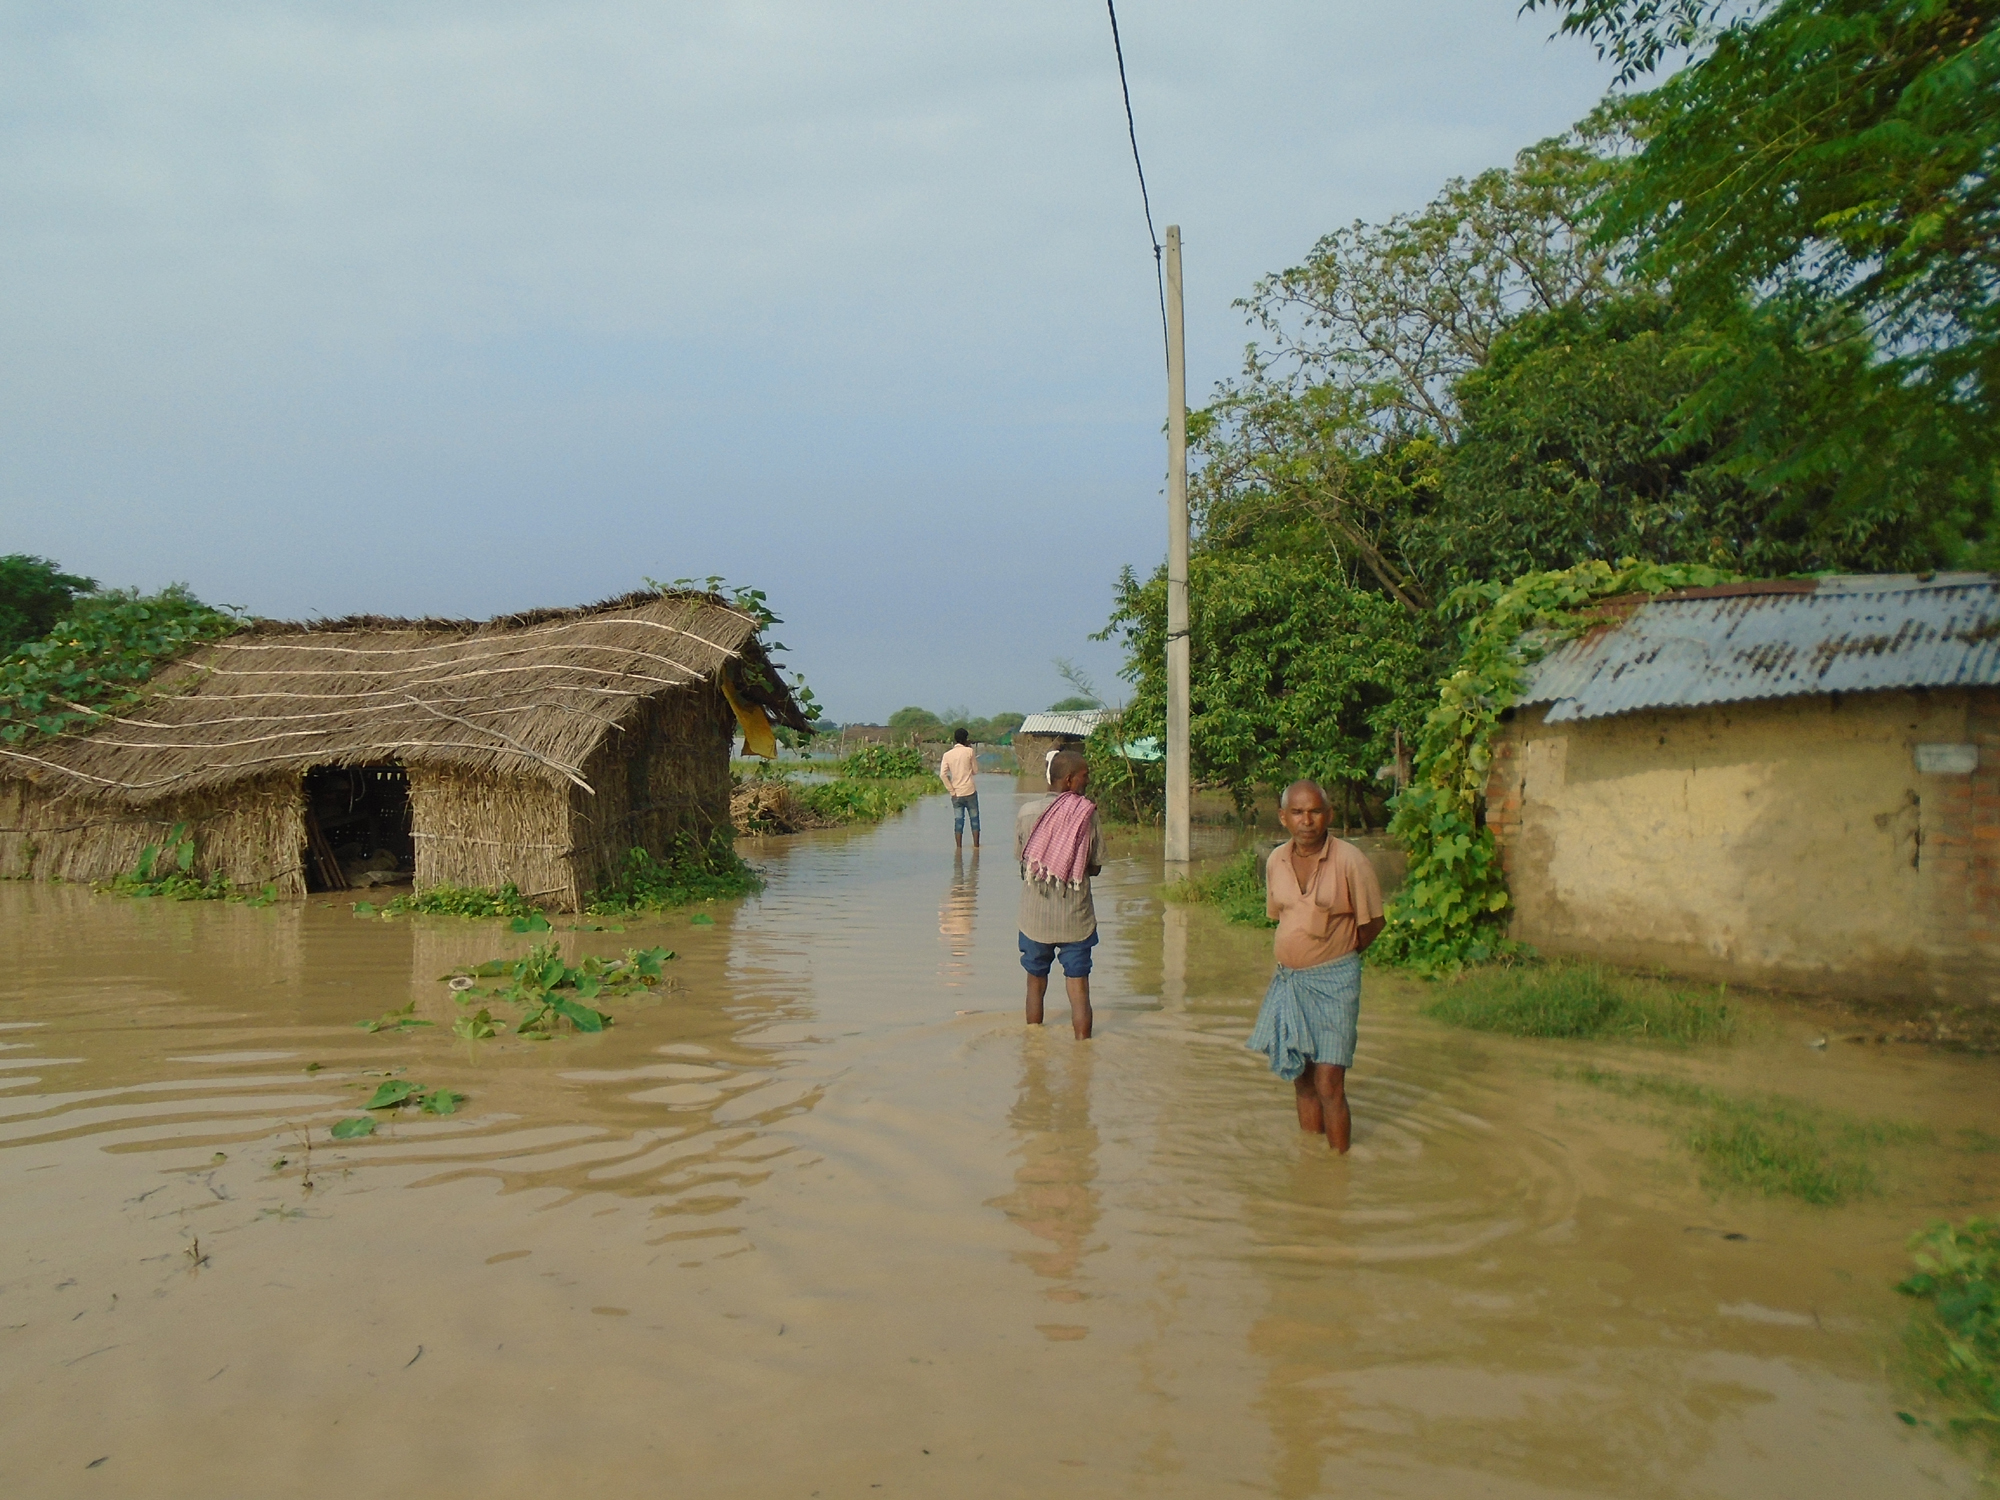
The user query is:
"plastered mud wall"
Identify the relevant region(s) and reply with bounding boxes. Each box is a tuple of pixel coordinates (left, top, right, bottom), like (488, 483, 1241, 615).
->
(1485, 689, 2000, 1005)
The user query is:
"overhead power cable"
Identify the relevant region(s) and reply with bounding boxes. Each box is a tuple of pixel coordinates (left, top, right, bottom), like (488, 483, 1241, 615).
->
(1105, 0, 1169, 367)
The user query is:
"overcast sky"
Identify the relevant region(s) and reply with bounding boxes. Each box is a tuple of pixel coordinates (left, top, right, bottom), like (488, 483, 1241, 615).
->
(2, 1, 1616, 722)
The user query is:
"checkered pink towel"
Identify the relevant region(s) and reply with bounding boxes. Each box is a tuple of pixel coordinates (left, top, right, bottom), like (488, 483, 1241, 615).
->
(1022, 792, 1096, 890)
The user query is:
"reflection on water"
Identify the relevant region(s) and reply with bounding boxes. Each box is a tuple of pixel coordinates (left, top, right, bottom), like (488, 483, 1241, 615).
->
(990, 1040, 1100, 1314)
(0, 770, 1994, 1498)
(938, 849, 979, 987)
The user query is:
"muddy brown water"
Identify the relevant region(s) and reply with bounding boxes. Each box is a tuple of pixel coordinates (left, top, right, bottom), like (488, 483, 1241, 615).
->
(2, 774, 1993, 1497)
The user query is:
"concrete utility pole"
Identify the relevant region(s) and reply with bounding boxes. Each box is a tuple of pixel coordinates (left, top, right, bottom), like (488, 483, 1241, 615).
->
(1164, 224, 1190, 866)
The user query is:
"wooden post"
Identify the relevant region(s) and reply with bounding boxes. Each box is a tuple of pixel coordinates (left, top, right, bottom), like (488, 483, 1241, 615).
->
(1165, 225, 1191, 865)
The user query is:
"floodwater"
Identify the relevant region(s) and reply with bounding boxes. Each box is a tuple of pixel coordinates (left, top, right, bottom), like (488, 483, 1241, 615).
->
(2, 774, 1993, 1498)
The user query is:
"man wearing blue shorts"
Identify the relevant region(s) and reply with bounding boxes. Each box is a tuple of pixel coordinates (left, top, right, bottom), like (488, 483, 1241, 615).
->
(1015, 750, 1104, 1039)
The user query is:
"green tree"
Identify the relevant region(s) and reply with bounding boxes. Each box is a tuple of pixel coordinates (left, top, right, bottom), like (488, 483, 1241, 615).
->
(1445, 292, 1950, 576)
(1527, 0, 1999, 551)
(1098, 552, 1432, 814)
(0, 555, 96, 655)
(1046, 695, 1098, 713)
(972, 711, 1026, 742)
(1192, 107, 1636, 616)
(887, 705, 945, 741)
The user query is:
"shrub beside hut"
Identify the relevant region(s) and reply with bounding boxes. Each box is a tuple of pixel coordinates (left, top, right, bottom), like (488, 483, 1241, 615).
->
(0, 589, 808, 909)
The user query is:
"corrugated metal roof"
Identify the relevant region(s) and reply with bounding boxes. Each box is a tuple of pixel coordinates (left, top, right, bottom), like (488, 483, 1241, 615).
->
(1016, 710, 1110, 738)
(1519, 574, 2000, 723)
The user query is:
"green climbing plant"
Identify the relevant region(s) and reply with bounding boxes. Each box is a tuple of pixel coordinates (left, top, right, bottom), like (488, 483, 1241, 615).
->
(1373, 557, 1742, 974)
(0, 585, 245, 745)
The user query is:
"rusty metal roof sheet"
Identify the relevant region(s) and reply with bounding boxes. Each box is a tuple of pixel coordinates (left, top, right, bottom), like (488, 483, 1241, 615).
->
(1518, 574, 2000, 723)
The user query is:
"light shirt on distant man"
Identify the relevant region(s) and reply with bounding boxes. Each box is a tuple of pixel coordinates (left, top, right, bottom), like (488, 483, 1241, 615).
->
(938, 741, 978, 797)
(1015, 795, 1104, 945)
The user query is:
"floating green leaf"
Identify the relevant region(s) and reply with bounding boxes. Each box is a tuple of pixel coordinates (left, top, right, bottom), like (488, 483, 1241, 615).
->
(364, 1080, 417, 1110)
(552, 998, 607, 1033)
(330, 1117, 376, 1140)
(440, 940, 676, 1039)
(452, 1009, 498, 1041)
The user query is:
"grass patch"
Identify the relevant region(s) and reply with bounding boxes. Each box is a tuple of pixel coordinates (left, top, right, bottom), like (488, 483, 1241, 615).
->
(1568, 1065, 1932, 1204)
(584, 832, 764, 916)
(1424, 959, 1735, 1044)
(1899, 1218, 2000, 1451)
(1162, 846, 1274, 927)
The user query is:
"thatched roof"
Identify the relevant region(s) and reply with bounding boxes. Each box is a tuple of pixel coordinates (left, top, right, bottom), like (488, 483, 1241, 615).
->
(0, 589, 809, 805)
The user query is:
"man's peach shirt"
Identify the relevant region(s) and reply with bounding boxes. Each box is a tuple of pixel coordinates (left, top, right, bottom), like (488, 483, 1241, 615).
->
(1264, 837, 1384, 970)
(938, 743, 979, 797)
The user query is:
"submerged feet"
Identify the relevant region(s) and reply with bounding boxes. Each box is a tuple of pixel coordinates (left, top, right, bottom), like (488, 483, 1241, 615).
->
(1293, 1062, 1351, 1153)
(1023, 974, 1093, 1039)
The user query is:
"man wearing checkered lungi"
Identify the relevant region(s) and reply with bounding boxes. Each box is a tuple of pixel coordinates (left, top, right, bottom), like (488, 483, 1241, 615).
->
(1247, 780, 1385, 1153)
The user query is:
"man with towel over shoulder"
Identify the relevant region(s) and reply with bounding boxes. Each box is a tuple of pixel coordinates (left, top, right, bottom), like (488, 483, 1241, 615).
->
(1248, 780, 1384, 1152)
(1016, 749, 1104, 1039)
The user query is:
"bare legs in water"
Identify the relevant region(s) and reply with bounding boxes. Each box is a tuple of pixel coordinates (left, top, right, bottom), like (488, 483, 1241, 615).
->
(1293, 1060, 1350, 1153)
(1023, 973, 1092, 1039)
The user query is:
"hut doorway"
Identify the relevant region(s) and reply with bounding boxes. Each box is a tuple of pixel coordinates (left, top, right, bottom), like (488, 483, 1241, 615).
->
(303, 764, 414, 892)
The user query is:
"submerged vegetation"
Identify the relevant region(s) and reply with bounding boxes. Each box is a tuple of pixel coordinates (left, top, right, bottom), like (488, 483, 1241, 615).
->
(585, 833, 764, 915)
(1162, 847, 1274, 927)
(1425, 959, 1736, 1044)
(1899, 1218, 2000, 1450)
(348, 836, 765, 921)
(1567, 1065, 1932, 1204)
(98, 821, 275, 905)
(330, 1079, 462, 1140)
(841, 744, 926, 779)
(379, 883, 541, 920)
(731, 758, 940, 836)
(442, 941, 676, 1039)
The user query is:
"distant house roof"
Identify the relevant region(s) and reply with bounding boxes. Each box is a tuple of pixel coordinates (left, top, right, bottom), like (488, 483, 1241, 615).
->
(1518, 574, 2000, 724)
(1015, 710, 1111, 739)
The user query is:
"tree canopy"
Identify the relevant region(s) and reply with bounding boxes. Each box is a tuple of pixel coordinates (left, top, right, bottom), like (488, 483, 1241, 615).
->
(0, 555, 97, 656)
(1099, 7, 1993, 820)
(1526, 0, 1999, 537)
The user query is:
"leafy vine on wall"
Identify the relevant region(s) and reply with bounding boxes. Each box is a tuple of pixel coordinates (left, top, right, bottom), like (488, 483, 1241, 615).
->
(1373, 557, 1742, 974)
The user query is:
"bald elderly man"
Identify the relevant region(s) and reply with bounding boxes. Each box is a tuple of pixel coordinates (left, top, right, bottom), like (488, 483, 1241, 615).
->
(1246, 779, 1384, 1153)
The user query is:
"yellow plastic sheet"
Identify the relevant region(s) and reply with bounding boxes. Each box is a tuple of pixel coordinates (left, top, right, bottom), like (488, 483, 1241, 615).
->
(720, 675, 778, 760)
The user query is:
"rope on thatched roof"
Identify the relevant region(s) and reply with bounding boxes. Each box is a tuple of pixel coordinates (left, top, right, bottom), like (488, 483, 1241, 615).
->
(398, 694, 594, 794)
(1, 590, 810, 805)
(214, 610, 748, 657)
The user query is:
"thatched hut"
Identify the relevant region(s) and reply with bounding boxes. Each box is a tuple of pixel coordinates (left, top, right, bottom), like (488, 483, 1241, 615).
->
(0, 589, 808, 909)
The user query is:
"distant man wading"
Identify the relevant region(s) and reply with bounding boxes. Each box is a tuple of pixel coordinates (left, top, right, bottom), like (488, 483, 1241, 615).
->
(1248, 780, 1385, 1153)
(940, 728, 980, 849)
(1016, 750, 1103, 1039)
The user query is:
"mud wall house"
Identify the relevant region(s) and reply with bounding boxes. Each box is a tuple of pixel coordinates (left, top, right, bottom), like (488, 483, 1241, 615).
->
(1011, 711, 1110, 783)
(1482, 575, 2000, 1005)
(0, 591, 808, 910)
